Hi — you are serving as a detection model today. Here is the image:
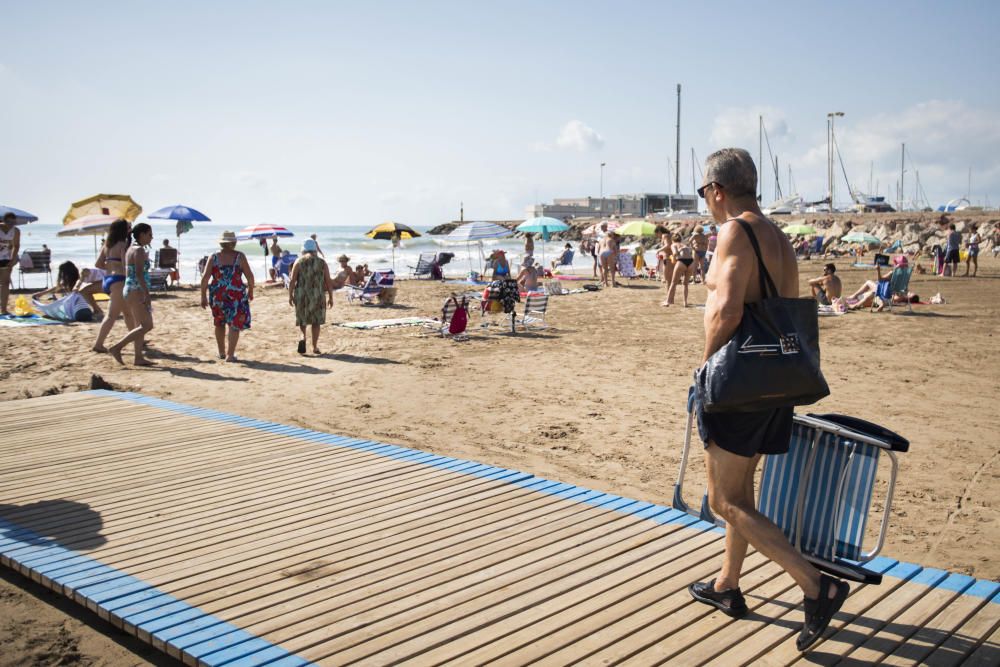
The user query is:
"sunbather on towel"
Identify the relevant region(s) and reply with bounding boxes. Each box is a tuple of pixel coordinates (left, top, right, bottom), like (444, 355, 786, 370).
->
(845, 256, 910, 310)
(807, 263, 841, 305)
(34, 261, 105, 319)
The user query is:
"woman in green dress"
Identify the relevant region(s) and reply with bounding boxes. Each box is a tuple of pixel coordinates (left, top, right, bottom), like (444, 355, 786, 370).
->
(288, 238, 334, 355)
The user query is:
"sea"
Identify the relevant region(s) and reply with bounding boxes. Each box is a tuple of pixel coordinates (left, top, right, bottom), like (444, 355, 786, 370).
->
(15, 223, 591, 289)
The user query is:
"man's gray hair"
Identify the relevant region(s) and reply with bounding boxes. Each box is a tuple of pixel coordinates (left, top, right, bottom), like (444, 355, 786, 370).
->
(705, 148, 757, 197)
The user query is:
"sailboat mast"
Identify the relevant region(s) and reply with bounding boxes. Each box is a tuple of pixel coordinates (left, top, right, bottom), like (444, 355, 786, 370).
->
(759, 116, 763, 202)
(691, 147, 696, 194)
(900, 143, 905, 211)
(675, 84, 681, 195)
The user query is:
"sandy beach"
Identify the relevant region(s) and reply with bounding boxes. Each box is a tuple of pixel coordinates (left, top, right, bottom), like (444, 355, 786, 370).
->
(1, 255, 998, 664)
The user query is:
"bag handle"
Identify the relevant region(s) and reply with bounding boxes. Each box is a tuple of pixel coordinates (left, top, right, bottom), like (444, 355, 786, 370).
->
(731, 218, 779, 299)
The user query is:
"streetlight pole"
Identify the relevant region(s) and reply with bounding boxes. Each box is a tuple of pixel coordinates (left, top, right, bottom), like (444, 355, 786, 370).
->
(827, 111, 844, 211)
(600, 162, 606, 205)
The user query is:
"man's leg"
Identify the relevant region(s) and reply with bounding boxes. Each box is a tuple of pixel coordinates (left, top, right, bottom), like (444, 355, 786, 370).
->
(705, 442, 822, 599)
(714, 452, 758, 590)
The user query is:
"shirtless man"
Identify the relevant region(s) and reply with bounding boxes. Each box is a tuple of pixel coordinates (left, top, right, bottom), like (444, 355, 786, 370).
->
(331, 254, 356, 289)
(690, 148, 847, 651)
(807, 263, 842, 305)
(0, 212, 21, 314)
(691, 227, 709, 283)
(516, 257, 539, 291)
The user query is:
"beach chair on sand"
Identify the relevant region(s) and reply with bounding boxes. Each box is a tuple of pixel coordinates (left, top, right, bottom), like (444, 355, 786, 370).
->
(347, 269, 395, 305)
(276, 254, 297, 288)
(876, 266, 913, 313)
(410, 252, 437, 279)
(18, 250, 51, 289)
(673, 389, 908, 584)
(519, 294, 549, 330)
(148, 270, 170, 292)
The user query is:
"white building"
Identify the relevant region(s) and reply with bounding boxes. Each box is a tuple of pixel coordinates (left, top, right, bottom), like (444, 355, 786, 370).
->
(528, 193, 697, 220)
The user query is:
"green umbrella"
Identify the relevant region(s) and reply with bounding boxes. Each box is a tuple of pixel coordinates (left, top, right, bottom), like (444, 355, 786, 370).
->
(614, 220, 659, 237)
(782, 223, 817, 236)
(841, 231, 881, 245)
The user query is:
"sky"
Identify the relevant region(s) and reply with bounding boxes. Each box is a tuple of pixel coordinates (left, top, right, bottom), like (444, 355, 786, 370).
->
(3, 0, 999, 227)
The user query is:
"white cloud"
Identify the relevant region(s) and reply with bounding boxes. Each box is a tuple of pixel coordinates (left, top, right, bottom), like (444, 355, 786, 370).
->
(710, 106, 790, 148)
(555, 120, 605, 152)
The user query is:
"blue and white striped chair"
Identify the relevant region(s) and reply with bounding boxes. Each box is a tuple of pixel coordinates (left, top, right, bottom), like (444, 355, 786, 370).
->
(673, 391, 908, 585)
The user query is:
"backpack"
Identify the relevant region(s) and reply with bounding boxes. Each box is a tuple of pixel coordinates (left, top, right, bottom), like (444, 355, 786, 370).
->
(448, 296, 468, 335)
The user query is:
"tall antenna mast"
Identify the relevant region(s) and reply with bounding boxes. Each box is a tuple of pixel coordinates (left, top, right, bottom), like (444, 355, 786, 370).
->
(691, 147, 697, 194)
(675, 84, 681, 195)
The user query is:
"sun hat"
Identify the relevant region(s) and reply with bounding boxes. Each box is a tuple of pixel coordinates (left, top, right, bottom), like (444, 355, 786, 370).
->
(522, 256, 535, 268)
(892, 255, 909, 267)
(302, 238, 318, 253)
(337, 254, 350, 263)
(218, 230, 238, 246)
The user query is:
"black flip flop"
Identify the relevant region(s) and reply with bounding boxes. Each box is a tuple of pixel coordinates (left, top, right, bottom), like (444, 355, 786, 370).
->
(688, 580, 749, 618)
(797, 573, 850, 651)
(297, 340, 306, 354)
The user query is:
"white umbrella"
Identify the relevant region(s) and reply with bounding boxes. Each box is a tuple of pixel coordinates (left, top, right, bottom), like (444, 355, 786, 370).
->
(58, 214, 120, 257)
(446, 221, 514, 274)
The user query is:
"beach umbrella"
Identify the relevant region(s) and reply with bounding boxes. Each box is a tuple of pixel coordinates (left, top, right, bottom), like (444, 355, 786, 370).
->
(237, 224, 295, 278)
(148, 205, 211, 280)
(782, 223, 817, 236)
(63, 194, 142, 224)
(615, 220, 658, 237)
(446, 221, 514, 274)
(148, 204, 211, 237)
(517, 217, 569, 264)
(366, 222, 421, 271)
(0, 205, 38, 225)
(57, 214, 119, 256)
(841, 231, 881, 245)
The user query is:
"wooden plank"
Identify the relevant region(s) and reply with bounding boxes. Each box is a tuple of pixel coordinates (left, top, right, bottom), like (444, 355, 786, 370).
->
(962, 618, 1000, 667)
(921, 589, 1000, 667)
(180, 500, 665, 664)
(289, 516, 729, 665)
(422, 533, 746, 665)
(881, 580, 1000, 666)
(160, 491, 649, 660)
(784, 566, 950, 666)
(840, 572, 977, 665)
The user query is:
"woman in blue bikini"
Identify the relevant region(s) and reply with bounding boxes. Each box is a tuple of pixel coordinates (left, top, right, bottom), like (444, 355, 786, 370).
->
(92, 219, 135, 353)
(109, 223, 155, 366)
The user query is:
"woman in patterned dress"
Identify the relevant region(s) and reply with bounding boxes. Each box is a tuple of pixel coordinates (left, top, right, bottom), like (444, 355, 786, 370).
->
(200, 230, 255, 362)
(288, 238, 333, 355)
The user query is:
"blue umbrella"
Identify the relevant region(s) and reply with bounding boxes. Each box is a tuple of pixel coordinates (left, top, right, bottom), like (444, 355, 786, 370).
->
(148, 204, 211, 238)
(0, 205, 38, 225)
(517, 217, 569, 264)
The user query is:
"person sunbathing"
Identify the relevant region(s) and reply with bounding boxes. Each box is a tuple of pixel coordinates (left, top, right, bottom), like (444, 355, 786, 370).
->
(807, 263, 842, 305)
(846, 256, 911, 310)
(34, 261, 105, 319)
(516, 257, 539, 291)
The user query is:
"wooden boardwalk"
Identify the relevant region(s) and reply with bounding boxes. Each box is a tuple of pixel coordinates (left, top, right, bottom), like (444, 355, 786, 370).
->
(0, 390, 997, 666)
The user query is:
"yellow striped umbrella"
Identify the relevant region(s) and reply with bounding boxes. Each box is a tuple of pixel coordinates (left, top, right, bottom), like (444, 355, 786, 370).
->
(63, 194, 142, 224)
(365, 221, 421, 240)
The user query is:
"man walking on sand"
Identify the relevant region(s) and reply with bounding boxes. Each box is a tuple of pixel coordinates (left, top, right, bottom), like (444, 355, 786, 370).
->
(689, 148, 848, 652)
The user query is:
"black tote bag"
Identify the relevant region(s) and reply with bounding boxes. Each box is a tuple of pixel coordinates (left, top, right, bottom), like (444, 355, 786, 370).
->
(696, 219, 830, 413)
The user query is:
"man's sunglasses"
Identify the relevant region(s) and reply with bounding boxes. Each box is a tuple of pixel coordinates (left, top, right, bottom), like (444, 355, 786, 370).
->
(697, 182, 721, 199)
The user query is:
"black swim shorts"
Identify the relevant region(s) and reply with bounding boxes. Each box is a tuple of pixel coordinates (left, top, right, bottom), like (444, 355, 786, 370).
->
(945, 248, 960, 263)
(0, 260, 9, 269)
(695, 395, 793, 458)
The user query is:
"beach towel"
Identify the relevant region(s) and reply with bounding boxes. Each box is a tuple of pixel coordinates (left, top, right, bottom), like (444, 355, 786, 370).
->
(445, 279, 490, 286)
(33, 293, 94, 323)
(552, 275, 589, 281)
(0, 314, 64, 327)
(337, 316, 437, 330)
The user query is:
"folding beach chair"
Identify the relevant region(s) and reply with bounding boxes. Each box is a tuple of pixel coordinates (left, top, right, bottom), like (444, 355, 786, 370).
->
(347, 269, 395, 305)
(520, 294, 549, 330)
(673, 389, 908, 584)
(276, 254, 297, 288)
(148, 269, 170, 292)
(18, 250, 51, 289)
(410, 252, 436, 279)
(876, 266, 913, 313)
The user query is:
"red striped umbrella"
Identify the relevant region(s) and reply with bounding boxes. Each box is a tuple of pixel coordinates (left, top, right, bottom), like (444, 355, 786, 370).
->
(236, 224, 295, 280)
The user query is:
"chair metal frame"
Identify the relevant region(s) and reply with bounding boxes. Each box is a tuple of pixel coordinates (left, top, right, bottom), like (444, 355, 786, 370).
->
(672, 394, 903, 584)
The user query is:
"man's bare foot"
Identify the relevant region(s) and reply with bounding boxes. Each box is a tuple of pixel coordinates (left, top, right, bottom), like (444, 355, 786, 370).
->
(661, 300, 672, 307)
(109, 346, 125, 365)
(92, 345, 108, 353)
(133, 358, 156, 367)
(225, 355, 238, 363)
(313, 348, 321, 355)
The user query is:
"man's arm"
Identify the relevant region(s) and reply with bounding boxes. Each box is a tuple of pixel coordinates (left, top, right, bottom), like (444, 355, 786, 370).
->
(11, 229, 20, 265)
(702, 226, 752, 364)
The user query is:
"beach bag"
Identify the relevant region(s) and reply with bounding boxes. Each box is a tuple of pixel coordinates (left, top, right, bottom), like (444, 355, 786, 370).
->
(448, 296, 468, 335)
(696, 220, 829, 413)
